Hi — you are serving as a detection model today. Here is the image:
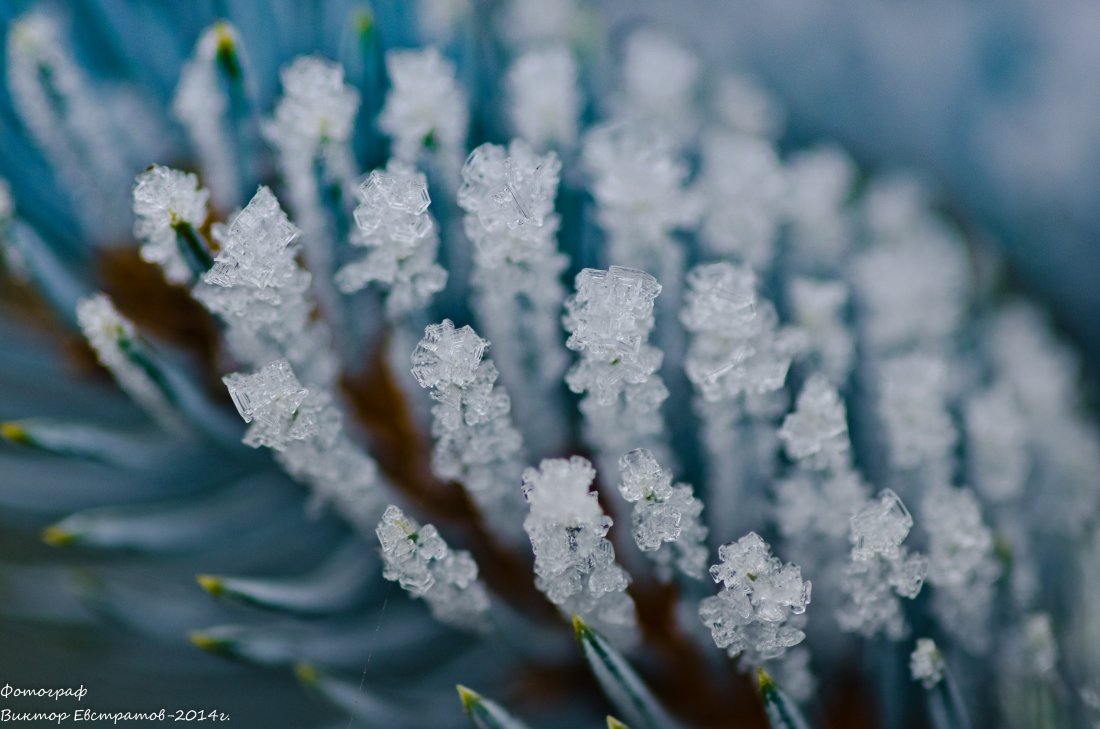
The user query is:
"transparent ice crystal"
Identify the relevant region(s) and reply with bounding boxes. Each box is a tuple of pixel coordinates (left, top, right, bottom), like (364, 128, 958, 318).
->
(787, 277, 854, 384)
(783, 146, 856, 268)
(222, 359, 317, 450)
(700, 532, 811, 665)
(265, 56, 359, 148)
(910, 638, 945, 689)
(411, 321, 526, 540)
(132, 165, 211, 284)
(964, 384, 1029, 503)
(459, 140, 560, 234)
(837, 489, 927, 639)
(379, 47, 468, 165)
(336, 161, 447, 317)
(877, 354, 957, 475)
(778, 375, 851, 471)
(618, 29, 700, 141)
(506, 46, 580, 151)
(376, 505, 490, 631)
(522, 457, 638, 647)
(617, 449, 708, 580)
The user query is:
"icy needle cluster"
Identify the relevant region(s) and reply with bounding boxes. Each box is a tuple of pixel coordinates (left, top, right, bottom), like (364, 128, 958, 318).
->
(700, 532, 812, 666)
(837, 489, 928, 639)
(564, 266, 670, 473)
(132, 165, 211, 284)
(787, 277, 854, 385)
(376, 505, 490, 631)
(522, 457, 638, 647)
(910, 638, 945, 689)
(782, 146, 856, 270)
(223, 359, 382, 533)
(617, 29, 700, 142)
(458, 140, 569, 454)
(877, 353, 957, 479)
(616, 448, 707, 580)
(505, 46, 580, 151)
(335, 161, 447, 317)
(778, 375, 852, 472)
(194, 186, 336, 388)
(411, 320, 526, 542)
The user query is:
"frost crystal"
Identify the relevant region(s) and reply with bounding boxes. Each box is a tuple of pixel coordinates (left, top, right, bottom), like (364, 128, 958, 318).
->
(617, 449, 708, 580)
(564, 267, 670, 472)
(411, 320, 526, 542)
(132, 166, 211, 284)
(522, 457, 638, 647)
(458, 141, 570, 456)
(172, 22, 247, 209)
(712, 73, 785, 140)
(75, 294, 181, 428)
(223, 359, 316, 450)
(0, 178, 20, 276)
(787, 277, 854, 384)
(700, 532, 811, 666)
(582, 122, 698, 247)
(910, 638, 945, 689)
(965, 384, 1029, 503)
(265, 56, 359, 149)
(877, 354, 957, 477)
(778, 375, 851, 472)
(376, 505, 490, 631)
(783, 146, 855, 269)
(379, 48, 467, 168)
(336, 161, 447, 317)
(506, 46, 580, 151)
(194, 186, 336, 388)
(698, 132, 787, 267)
(838, 490, 928, 639)
(682, 262, 803, 403)
(922, 486, 1001, 653)
(618, 29, 700, 141)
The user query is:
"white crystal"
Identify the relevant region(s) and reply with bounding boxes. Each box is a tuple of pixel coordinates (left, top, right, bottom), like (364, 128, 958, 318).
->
(506, 46, 580, 150)
(379, 47, 467, 164)
(910, 638, 945, 689)
(132, 166, 211, 284)
(877, 354, 957, 474)
(778, 375, 851, 471)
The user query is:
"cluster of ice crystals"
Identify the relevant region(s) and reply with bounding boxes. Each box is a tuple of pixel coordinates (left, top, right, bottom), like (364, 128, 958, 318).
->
(617, 449, 708, 580)
(712, 73, 785, 140)
(910, 638, 946, 689)
(379, 47, 467, 166)
(618, 29, 700, 141)
(172, 22, 244, 209)
(500, 0, 582, 47)
(416, 0, 471, 41)
(132, 166, 211, 284)
(877, 354, 957, 476)
(265, 56, 359, 148)
(564, 267, 670, 470)
(838, 489, 928, 639)
(582, 122, 698, 245)
(852, 220, 969, 353)
(459, 141, 560, 241)
(376, 505, 490, 631)
(75, 294, 180, 428)
(782, 146, 856, 268)
(964, 384, 1029, 503)
(775, 470, 870, 543)
(787, 277, 854, 384)
(335, 161, 446, 317)
(411, 321, 526, 540)
(522, 457, 638, 646)
(778, 375, 851, 472)
(697, 132, 787, 268)
(194, 187, 335, 387)
(922, 486, 1001, 653)
(681, 262, 804, 403)
(222, 359, 316, 450)
(989, 301, 1081, 419)
(700, 532, 811, 665)
(506, 46, 580, 151)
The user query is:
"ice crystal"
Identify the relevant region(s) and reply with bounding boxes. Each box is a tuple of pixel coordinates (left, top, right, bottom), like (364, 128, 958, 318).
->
(618, 29, 700, 141)
(922, 486, 1001, 653)
(964, 384, 1029, 503)
(698, 131, 787, 267)
(776, 470, 871, 543)
(564, 267, 670, 472)
(506, 46, 580, 151)
(223, 359, 317, 450)
(335, 161, 447, 317)
(522, 457, 638, 647)
(838, 489, 928, 639)
(783, 146, 855, 269)
(617, 449, 707, 580)
(712, 73, 785, 140)
(411, 320, 526, 541)
(379, 47, 467, 168)
(877, 354, 957, 476)
(75, 294, 180, 429)
(778, 375, 851, 472)
(499, 0, 582, 47)
(700, 532, 811, 665)
(376, 505, 490, 631)
(910, 638, 945, 689)
(0, 178, 18, 275)
(787, 277, 854, 384)
(132, 165, 211, 284)
(265, 56, 359, 149)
